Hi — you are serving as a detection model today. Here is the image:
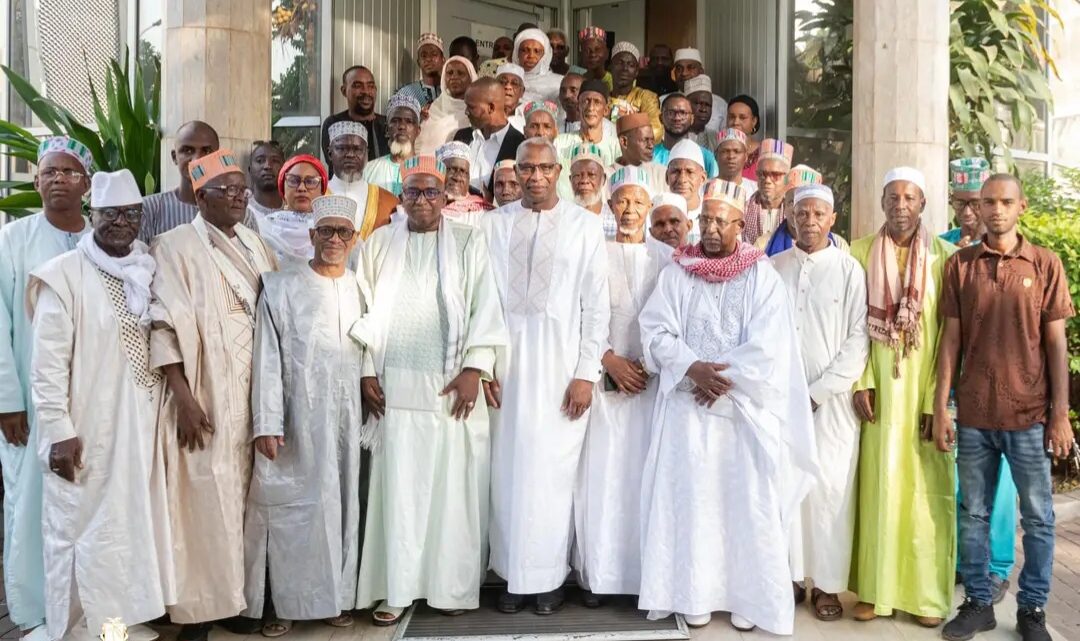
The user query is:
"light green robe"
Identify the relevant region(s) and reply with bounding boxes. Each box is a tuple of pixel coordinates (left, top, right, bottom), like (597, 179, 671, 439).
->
(848, 232, 957, 619)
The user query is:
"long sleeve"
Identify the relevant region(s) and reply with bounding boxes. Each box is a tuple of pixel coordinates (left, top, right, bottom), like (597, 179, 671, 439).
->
(574, 226, 611, 382)
(29, 287, 76, 455)
(807, 265, 870, 405)
(0, 234, 24, 413)
(639, 266, 700, 395)
(638, 89, 663, 142)
(460, 228, 509, 381)
(251, 292, 285, 439)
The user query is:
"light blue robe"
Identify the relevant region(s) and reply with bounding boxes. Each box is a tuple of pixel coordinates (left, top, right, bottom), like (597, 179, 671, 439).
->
(0, 212, 89, 630)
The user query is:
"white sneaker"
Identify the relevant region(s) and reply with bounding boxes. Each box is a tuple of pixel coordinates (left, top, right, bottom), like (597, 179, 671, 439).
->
(683, 612, 712, 627)
(730, 613, 756, 631)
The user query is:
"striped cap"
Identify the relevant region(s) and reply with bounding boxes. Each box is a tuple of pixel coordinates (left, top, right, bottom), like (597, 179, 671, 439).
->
(950, 157, 991, 192)
(785, 164, 822, 192)
(312, 194, 359, 227)
(578, 26, 606, 42)
(190, 149, 242, 191)
(759, 138, 794, 167)
(37, 136, 93, 171)
(717, 128, 749, 149)
(570, 144, 605, 168)
(328, 120, 368, 144)
(609, 166, 653, 199)
(702, 178, 749, 212)
(401, 155, 446, 182)
(523, 100, 559, 121)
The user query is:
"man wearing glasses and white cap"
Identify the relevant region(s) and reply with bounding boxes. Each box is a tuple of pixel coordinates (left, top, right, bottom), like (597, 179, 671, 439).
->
(661, 48, 727, 130)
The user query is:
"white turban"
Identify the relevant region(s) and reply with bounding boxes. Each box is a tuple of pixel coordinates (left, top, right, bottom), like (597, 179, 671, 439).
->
(882, 166, 927, 194)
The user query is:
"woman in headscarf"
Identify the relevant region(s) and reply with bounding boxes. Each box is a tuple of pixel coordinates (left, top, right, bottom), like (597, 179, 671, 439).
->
(414, 56, 478, 154)
(513, 28, 563, 104)
(255, 154, 329, 266)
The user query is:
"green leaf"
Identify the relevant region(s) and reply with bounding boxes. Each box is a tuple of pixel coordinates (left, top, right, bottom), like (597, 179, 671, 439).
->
(965, 46, 989, 79)
(0, 191, 44, 208)
(981, 44, 998, 65)
(0, 66, 64, 133)
(0, 180, 33, 190)
(957, 67, 980, 97)
(949, 84, 972, 126)
(989, 8, 1009, 33)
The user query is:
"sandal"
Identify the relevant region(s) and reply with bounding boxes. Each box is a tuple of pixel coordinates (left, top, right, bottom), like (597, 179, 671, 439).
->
(438, 609, 466, 616)
(811, 588, 842, 621)
(793, 582, 806, 605)
(372, 601, 405, 627)
(261, 619, 293, 638)
(324, 613, 354, 627)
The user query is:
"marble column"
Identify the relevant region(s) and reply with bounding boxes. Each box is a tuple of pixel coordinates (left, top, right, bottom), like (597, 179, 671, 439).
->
(159, 0, 270, 190)
(851, 0, 950, 238)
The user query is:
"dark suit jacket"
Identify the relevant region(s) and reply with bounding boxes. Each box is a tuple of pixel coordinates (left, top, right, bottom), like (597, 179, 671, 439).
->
(453, 123, 526, 195)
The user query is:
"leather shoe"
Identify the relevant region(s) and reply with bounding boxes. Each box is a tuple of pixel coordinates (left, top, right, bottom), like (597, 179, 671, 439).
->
(582, 590, 602, 608)
(497, 590, 527, 613)
(535, 588, 565, 615)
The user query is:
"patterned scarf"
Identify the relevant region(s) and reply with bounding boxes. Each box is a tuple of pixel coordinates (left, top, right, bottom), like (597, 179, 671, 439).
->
(866, 223, 930, 377)
(673, 241, 765, 283)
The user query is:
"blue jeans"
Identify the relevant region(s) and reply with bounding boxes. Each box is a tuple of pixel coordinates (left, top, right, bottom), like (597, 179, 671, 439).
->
(956, 424, 1054, 608)
(956, 456, 1017, 579)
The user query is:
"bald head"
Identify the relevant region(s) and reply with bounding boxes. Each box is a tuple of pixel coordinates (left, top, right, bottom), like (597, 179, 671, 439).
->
(176, 120, 220, 148)
(173, 120, 221, 184)
(465, 78, 508, 131)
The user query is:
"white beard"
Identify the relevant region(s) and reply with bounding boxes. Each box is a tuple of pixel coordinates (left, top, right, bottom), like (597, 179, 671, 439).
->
(390, 139, 414, 158)
(574, 192, 602, 208)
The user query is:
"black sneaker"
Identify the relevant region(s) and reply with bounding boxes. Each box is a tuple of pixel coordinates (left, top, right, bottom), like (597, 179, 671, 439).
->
(1016, 607, 1052, 641)
(942, 598, 996, 641)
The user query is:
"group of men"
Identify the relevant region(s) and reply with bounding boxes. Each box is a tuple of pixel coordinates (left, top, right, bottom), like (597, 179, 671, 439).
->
(0, 22, 1074, 641)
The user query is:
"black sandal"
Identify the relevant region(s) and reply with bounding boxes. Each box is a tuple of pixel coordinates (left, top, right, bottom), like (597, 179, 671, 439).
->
(793, 582, 807, 605)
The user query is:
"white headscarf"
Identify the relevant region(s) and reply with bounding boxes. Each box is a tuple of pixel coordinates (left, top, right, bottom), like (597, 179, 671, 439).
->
(415, 56, 479, 154)
(513, 28, 563, 104)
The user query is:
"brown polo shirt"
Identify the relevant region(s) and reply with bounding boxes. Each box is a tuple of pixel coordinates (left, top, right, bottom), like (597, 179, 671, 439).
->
(941, 235, 1075, 430)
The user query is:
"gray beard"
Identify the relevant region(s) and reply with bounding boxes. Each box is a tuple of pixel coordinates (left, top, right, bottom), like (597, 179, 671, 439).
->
(336, 169, 362, 182)
(390, 139, 413, 158)
(574, 192, 602, 208)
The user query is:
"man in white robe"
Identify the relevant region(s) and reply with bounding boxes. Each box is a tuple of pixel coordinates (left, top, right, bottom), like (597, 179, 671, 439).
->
(325, 121, 397, 243)
(0, 137, 92, 638)
(353, 155, 508, 623)
(482, 138, 610, 615)
(638, 178, 817, 634)
(771, 184, 868, 620)
(243, 195, 366, 632)
(149, 150, 278, 641)
(28, 169, 172, 641)
(573, 167, 670, 605)
(665, 140, 708, 245)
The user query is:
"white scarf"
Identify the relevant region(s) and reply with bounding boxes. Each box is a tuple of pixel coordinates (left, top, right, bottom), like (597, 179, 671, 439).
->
(77, 233, 156, 327)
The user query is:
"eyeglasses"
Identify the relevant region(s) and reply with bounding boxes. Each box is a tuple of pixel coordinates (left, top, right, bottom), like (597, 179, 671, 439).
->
(93, 207, 143, 222)
(315, 226, 357, 241)
(40, 167, 87, 181)
(331, 144, 365, 157)
(951, 198, 977, 212)
(662, 109, 693, 118)
(203, 185, 252, 199)
(517, 163, 558, 175)
(284, 175, 323, 189)
(402, 187, 444, 202)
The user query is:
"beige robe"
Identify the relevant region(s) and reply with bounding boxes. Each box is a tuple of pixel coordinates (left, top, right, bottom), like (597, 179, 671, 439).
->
(148, 217, 277, 623)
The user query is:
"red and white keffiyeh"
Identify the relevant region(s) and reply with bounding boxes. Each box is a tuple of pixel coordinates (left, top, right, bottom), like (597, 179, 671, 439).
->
(673, 241, 765, 283)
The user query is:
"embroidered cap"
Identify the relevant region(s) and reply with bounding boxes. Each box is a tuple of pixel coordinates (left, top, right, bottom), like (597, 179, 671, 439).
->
(950, 157, 991, 192)
(416, 33, 444, 55)
(702, 178, 748, 212)
(786, 164, 822, 191)
(578, 26, 606, 43)
(883, 166, 927, 194)
(716, 128, 749, 149)
(674, 48, 702, 64)
(328, 121, 368, 144)
(759, 138, 794, 168)
(609, 166, 653, 199)
(794, 183, 834, 207)
(190, 149, 243, 191)
(435, 141, 471, 165)
(401, 155, 446, 182)
(312, 194, 358, 228)
(523, 100, 559, 121)
(683, 75, 712, 95)
(611, 42, 640, 61)
(37, 136, 93, 171)
(387, 93, 422, 120)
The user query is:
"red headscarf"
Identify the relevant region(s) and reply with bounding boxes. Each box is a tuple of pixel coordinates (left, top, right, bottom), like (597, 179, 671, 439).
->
(277, 154, 329, 198)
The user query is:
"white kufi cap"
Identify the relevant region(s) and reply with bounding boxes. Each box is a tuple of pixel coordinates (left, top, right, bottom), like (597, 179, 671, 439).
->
(90, 169, 142, 208)
(794, 184, 834, 207)
(882, 166, 927, 194)
(667, 139, 705, 170)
